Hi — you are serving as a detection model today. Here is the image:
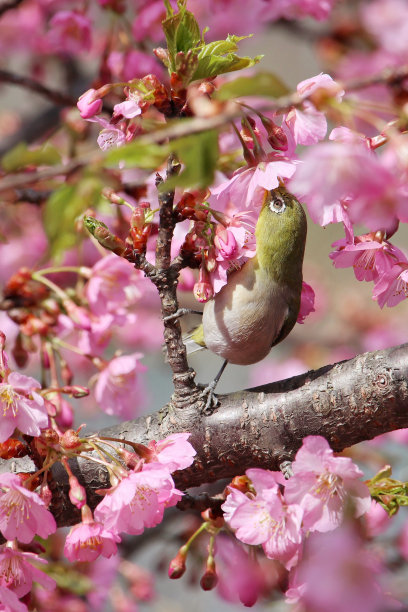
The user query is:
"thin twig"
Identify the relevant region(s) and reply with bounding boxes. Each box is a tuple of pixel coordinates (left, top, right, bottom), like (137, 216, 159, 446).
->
(1, 64, 407, 195)
(0, 69, 77, 107)
(0, 160, 84, 194)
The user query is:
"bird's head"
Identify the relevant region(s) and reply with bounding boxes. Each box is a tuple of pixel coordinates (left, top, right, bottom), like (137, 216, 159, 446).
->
(255, 187, 307, 283)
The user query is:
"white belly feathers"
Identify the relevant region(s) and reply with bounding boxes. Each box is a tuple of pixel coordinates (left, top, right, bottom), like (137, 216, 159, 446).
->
(202, 262, 289, 365)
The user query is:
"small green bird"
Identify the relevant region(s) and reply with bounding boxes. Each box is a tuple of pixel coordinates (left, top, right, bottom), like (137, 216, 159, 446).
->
(190, 187, 307, 401)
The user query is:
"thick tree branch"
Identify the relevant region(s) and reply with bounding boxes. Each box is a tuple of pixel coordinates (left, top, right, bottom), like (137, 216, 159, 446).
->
(1, 343, 407, 528)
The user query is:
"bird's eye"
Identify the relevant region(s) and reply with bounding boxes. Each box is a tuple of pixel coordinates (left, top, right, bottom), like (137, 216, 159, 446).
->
(269, 195, 286, 214)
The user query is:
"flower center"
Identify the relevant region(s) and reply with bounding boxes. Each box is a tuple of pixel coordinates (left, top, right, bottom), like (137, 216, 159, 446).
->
(0, 385, 19, 417)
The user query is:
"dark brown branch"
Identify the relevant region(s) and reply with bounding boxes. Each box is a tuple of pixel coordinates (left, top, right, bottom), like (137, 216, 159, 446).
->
(176, 493, 224, 515)
(148, 157, 198, 404)
(0, 0, 23, 17)
(0, 69, 77, 107)
(2, 343, 407, 528)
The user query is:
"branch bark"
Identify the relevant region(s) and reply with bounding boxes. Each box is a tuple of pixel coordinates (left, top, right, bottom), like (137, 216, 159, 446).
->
(1, 343, 407, 528)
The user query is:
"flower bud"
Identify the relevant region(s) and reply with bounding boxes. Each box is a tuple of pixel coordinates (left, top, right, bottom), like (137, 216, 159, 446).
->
(194, 266, 213, 302)
(69, 474, 87, 509)
(168, 549, 187, 579)
(77, 89, 103, 119)
(200, 560, 218, 591)
(261, 116, 288, 151)
(60, 428, 82, 450)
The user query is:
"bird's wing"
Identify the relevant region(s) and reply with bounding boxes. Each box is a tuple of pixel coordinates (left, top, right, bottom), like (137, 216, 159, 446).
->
(183, 323, 207, 354)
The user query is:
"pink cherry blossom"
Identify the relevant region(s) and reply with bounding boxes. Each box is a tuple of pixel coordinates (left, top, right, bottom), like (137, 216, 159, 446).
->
(76, 313, 116, 356)
(0, 371, 49, 443)
(107, 50, 164, 81)
(297, 281, 315, 323)
(113, 94, 142, 120)
(86, 555, 120, 610)
(263, 0, 338, 21)
(222, 469, 303, 570)
(361, 0, 408, 56)
(215, 535, 268, 607)
(132, 1, 166, 42)
(287, 525, 391, 612)
(47, 11, 92, 55)
(0, 585, 28, 612)
(364, 500, 391, 538)
(210, 219, 257, 294)
(97, 124, 126, 151)
(330, 232, 405, 282)
(64, 518, 120, 562)
(94, 352, 147, 419)
(0, 546, 56, 598)
(373, 262, 408, 308)
(147, 433, 196, 473)
(284, 436, 371, 532)
(211, 157, 296, 212)
(88, 116, 126, 151)
(85, 254, 141, 318)
(0, 473, 56, 543)
(77, 89, 102, 119)
(94, 464, 182, 536)
(289, 140, 402, 233)
(284, 74, 344, 146)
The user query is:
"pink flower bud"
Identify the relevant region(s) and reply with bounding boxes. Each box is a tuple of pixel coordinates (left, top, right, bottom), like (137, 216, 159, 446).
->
(60, 428, 82, 449)
(261, 116, 288, 151)
(168, 550, 187, 579)
(69, 474, 87, 509)
(214, 226, 237, 259)
(200, 562, 218, 591)
(77, 88, 103, 119)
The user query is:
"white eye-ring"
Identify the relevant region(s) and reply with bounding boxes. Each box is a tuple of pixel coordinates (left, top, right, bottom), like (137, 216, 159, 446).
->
(269, 195, 286, 214)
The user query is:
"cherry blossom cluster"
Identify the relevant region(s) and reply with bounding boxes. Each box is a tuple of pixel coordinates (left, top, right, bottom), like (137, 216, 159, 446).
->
(1, 0, 408, 609)
(79, 57, 408, 312)
(0, 338, 196, 612)
(167, 435, 397, 609)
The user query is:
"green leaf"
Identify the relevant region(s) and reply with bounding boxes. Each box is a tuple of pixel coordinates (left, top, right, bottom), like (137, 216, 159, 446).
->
(1, 142, 61, 171)
(191, 34, 262, 81)
(105, 141, 169, 169)
(164, 130, 219, 190)
(44, 178, 102, 261)
(197, 34, 252, 60)
(162, 2, 201, 72)
(192, 53, 262, 81)
(216, 71, 290, 100)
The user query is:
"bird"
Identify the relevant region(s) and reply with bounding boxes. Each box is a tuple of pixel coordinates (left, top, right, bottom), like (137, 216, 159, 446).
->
(189, 186, 307, 409)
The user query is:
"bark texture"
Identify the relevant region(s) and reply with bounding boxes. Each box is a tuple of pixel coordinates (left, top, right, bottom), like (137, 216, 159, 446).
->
(1, 343, 407, 528)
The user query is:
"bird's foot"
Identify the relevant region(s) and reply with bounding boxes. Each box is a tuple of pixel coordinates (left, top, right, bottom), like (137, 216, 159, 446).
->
(279, 460, 293, 480)
(198, 381, 220, 415)
(163, 308, 203, 322)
